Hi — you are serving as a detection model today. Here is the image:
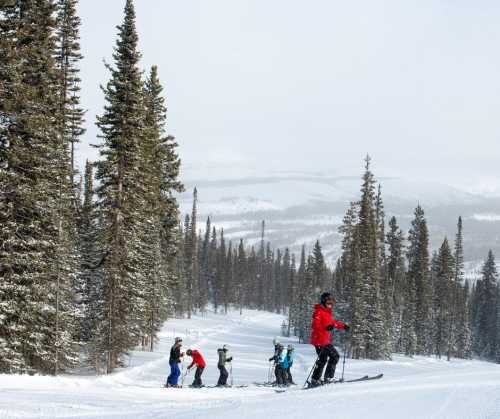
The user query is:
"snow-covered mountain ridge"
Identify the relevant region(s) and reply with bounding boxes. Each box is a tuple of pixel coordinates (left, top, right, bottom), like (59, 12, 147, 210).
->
(179, 171, 500, 265)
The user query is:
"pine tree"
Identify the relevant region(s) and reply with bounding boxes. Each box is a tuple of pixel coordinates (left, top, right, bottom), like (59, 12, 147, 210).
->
(386, 216, 406, 352)
(79, 161, 99, 342)
(93, 0, 148, 372)
(354, 156, 386, 359)
(407, 205, 431, 355)
(312, 240, 326, 293)
(55, 0, 85, 187)
(236, 239, 247, 315)
(0, 0, 79, 374)
(198, 217, 211, 313)
(432, 238, 454, 359)
(450, 217, 469, 359)
(184, 189, 198, 318)
(474, 251, 498, 359)
(456, 280, 472, 359)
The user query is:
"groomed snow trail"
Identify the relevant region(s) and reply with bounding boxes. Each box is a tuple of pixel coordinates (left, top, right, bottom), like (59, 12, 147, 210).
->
(1, 310, 500, 419)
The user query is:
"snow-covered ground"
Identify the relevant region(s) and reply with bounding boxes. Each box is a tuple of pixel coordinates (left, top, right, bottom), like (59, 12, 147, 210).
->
(2, 310, 500, 419)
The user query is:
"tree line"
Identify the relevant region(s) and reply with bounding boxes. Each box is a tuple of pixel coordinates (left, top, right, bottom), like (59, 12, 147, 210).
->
(1, 0, 499, 378)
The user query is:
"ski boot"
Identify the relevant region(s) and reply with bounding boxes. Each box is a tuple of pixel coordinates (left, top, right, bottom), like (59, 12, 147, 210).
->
(307, 379, 322, 388)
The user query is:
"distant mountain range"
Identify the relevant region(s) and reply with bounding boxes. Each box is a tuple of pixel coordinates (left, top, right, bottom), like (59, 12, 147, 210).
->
(178, 170, 500, 275)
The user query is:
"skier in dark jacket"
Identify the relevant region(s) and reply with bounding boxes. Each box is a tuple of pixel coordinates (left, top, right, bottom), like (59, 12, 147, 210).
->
(187, 349, 206, 388)
(269, 342, 287, 387)
(268, 338, 281, 384)
(216, 344, 233, 387)
(166, 337, 184, 387)
(309, 292, 350, 387)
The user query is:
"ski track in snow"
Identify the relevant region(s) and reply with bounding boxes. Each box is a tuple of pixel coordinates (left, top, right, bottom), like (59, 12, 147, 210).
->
(1, 310, 500, 419)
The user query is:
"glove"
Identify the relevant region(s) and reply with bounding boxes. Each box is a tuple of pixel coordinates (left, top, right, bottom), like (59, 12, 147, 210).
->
(227, 357, 233, 362)
(344, 324, 351, 332)
(326, 324, 335, 331)
(268, 357, 274, 362)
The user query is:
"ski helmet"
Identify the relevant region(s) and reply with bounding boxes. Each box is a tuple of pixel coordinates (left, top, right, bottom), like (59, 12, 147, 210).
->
(320, 292, 335, 306)
(223, 344, 229, 351)
(287, 344, 294, 350)
(174, 337, 183, 344)
(273, 337, 280, 346)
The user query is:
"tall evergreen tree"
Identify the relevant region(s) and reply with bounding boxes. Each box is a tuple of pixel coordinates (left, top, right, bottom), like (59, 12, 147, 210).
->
(386, 216, 406, 352)
(432, 238, 454, 359)
(0, 0, 78, 375)
(93, 0, 148, 372)
(407, 205, 431, 355)
(474, 251, 498, 359)
(55, 0, 85, 186)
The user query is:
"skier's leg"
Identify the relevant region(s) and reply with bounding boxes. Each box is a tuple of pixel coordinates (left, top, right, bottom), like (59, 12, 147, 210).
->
(221, 366, 228, 385)
(324, 345, 340, 380)
(194, 366, 204, 387)
(276, 365, 284, 386)
(217, 366, 223, 386)
(311, 346, 328, 381)
(166, 362, 176, 386)
(287, 367, 294, 384)
(172, 363, 181, 386)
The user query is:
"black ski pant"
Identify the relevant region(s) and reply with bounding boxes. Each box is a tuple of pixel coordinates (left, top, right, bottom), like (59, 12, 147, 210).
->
(312, 344, 339, 381)
(286, 366, 294, 384)
(192, 366, 204, 387)
(275, 365, 287, 386)
(217, 365, 228, 386)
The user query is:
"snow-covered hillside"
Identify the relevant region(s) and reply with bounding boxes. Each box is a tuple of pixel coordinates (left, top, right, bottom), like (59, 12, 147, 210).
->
(179, 170, 500, 264)
(2, 310, 500, 419)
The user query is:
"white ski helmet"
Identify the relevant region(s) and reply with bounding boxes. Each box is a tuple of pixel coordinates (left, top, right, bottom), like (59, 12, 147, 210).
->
(223, 344, 229, 351)
(273, 337, 280, 346)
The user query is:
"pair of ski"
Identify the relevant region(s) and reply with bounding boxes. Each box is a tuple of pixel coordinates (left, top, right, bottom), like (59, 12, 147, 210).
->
(253, 381, 297, 388)
(274, 373, 383, 393)
(164, 385, 248, 389)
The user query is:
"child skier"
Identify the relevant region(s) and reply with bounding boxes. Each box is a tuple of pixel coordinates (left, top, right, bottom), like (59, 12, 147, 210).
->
(216, 344, 233, 387)
(268, 338, 281, 384)
(166, 337, 184, 388)
(269, 342, 287, 387)
(285, 344, 295, 385)
(309, 292, 350, 387)
(186, 349, 206, 388)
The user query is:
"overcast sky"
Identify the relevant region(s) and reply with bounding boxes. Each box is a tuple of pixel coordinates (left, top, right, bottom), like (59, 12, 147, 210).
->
(77, 0, 500, 195)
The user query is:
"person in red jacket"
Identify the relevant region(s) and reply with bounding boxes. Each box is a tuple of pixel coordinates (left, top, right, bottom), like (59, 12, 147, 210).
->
(309, 292, 350, 387)
(186, 349, 206, 388)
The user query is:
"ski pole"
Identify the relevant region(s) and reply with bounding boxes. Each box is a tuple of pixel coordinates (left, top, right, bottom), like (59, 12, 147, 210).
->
(267, 361, 273, 383)
(230, 363, 233, 387)
(341, 334, 349, 383)
(181, 367, 191, 388)
(303, 352, 321, 388)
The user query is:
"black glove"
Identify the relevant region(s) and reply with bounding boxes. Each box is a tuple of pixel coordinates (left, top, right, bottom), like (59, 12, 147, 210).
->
(344, 324, 351, 332)
(227, 357, 233, 362)
(268, 357, 275, 362)
(326, 324, 335, 331)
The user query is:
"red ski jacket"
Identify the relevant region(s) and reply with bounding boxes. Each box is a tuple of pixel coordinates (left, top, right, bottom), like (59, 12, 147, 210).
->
(310, 304, 347, 346)
(188, 350, 206, 369)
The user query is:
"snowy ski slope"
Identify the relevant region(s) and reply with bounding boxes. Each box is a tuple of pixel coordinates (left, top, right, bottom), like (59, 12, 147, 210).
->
(1, 310, 500, 419)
